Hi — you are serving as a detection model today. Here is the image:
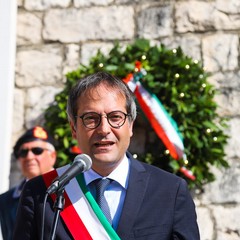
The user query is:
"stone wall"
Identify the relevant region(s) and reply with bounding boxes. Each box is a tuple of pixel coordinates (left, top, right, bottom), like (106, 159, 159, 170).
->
(12, 0, 240, 239)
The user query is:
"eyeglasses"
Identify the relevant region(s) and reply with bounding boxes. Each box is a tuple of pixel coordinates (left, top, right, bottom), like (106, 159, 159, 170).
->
(76, 111, 131, 129)
(18, 147, 50, 158)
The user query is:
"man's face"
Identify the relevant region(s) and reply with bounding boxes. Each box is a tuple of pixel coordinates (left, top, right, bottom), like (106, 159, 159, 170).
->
(70, 84, 133, 176)
(18, 140, 56, 179)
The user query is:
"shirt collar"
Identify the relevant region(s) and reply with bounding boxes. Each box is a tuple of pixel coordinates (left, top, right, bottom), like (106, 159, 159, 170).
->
(84, 154, 130, 189)
(12, 179, 26, 198)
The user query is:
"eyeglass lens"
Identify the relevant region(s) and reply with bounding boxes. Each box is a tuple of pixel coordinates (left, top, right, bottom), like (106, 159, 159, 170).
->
(18, 147, 45, 158)
(80, 111, 128, 129)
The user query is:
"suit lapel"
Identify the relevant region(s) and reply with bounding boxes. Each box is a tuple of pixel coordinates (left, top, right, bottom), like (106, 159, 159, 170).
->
(117, 156, 150, 236)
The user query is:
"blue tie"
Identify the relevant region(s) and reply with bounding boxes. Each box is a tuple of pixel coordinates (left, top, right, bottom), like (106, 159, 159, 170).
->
(95, 178, 112, 224)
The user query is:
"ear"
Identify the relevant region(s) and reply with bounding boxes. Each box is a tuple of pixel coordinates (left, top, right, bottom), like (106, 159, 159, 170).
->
(50, 151, 57, 166)
(129, 121, 134, 137)
(70, 120, 77, 139)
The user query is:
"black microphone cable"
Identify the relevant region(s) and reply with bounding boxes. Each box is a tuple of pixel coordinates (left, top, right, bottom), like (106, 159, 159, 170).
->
(40, 192, 49, 240)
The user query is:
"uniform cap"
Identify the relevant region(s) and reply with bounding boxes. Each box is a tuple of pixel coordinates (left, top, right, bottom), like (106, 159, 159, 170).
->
(13, 126, 55, 158)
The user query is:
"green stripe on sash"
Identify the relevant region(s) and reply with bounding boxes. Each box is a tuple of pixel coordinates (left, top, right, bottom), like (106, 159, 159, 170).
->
(76, 174, 121, 240)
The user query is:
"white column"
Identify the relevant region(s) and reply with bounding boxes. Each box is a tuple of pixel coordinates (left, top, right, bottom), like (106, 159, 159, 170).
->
(0, 0, 17, 194)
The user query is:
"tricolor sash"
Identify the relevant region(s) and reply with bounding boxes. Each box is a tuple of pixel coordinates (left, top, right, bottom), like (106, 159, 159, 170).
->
(42, 166, 120, 240)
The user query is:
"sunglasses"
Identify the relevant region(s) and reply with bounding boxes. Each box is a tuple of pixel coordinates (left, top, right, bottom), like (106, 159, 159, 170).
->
(18, 147, 50, 158)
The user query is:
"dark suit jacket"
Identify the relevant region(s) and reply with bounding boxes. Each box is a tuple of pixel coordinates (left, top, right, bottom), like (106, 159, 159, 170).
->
(0, 181, 25, 240)
(13, 154, 200, 240)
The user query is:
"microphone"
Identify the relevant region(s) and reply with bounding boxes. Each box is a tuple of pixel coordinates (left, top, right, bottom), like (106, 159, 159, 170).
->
(46, 154, 92, 194)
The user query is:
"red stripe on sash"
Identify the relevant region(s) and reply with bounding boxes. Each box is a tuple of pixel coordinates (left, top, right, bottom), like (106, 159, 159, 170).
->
(42, 170, 93, 240)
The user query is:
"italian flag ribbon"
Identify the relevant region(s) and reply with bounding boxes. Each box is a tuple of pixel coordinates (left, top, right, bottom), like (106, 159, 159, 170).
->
(123, 69, 184, 160)
(42, 166, 121, 240)
(123, 62, 195, 180)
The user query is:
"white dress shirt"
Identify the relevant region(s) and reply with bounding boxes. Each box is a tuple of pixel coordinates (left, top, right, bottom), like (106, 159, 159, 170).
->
(84, 154, 130, 229)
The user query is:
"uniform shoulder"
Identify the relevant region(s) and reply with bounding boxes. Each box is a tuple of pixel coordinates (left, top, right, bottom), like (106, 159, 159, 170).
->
(0, 187, 15, 199)
(0, 187, 16, 207)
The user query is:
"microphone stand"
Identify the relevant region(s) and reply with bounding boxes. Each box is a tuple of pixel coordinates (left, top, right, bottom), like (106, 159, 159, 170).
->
(50, 188, 65, 240)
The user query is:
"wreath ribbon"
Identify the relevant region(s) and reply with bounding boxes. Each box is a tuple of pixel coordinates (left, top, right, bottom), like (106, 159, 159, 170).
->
(123, 61, 195, 180)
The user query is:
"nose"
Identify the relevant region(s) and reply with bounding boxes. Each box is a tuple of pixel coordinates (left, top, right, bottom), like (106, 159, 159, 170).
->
(25, 149, 35, 159)
(97, 115, 111, 135)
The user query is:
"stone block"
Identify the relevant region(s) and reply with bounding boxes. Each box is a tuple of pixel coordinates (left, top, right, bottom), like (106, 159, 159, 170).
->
(196, 207, 214, 240)
(216, 0, 240, 14)
(216, 231, 240, 240)
(213, 10, 240, 31)
(202, 34, 239, 72)
(208, 71, 240, 90)
(63, 44, 80, 75)
(16, 45, 63, 87)
(213, 205, 240, 240)
(74, 0, 113, 7)
(176, 0, 240, 32)
(137, 5, 173, 38)
(81, 42, 114, 65)
(25, 86, 62, 127)
(18, 0, 23, 7)
(17, 11, 42, 45)
(215, 90, 240, 117)
(12, 89, 24, 134)
(26, 86, 62, 108)
(175, 1, 215, 33)
(202, 157, 240, 204)
(43, 7, 134, 42)
(224, 118, 240, 159)
(162, 35, 201, 60)
(25, 0, 71, 11)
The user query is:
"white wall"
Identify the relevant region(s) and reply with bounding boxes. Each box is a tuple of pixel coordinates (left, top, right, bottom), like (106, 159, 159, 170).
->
(0, 0, 17, 195)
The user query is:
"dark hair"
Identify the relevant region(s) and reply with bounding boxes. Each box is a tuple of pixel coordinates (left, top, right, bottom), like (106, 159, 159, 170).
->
(66, 72, 137, 124)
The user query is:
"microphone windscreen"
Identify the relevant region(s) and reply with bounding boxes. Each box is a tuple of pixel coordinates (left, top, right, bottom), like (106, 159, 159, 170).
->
(74, 154, 92, 171)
